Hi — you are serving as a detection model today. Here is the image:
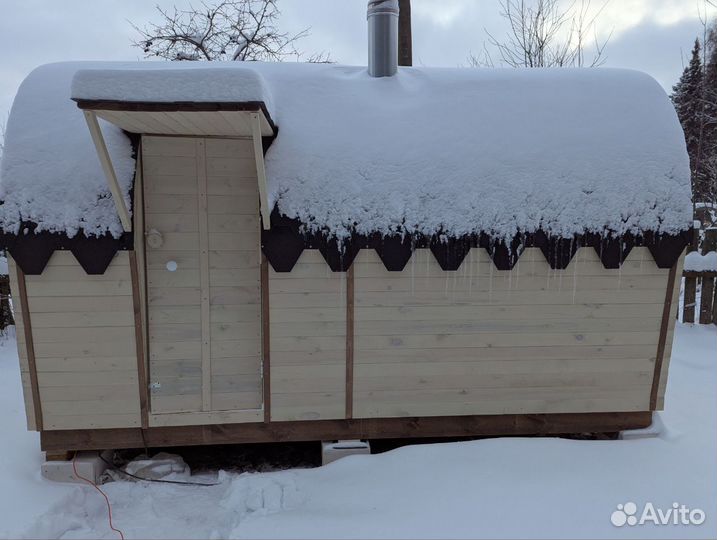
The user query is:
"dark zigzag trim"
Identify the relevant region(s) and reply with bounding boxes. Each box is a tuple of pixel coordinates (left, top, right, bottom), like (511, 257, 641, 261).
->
(0, 225, 133, 275)
(263, 211, 691, 273)
(1, 217, 690, 276)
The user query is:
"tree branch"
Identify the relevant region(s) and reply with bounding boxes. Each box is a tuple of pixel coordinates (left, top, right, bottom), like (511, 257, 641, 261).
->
(131, 0, 329, 62)
(474, 0, 611, 68)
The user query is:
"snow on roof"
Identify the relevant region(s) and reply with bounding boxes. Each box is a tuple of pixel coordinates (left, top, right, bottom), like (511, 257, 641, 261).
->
(0, 63, 135, 238)
(684, 251, 717, 272)
(1, 61, 692, 240)
(72, 67, 275, 115)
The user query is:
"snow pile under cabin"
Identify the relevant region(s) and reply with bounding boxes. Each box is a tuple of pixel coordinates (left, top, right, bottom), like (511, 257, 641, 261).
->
(0, 59, 692, 452)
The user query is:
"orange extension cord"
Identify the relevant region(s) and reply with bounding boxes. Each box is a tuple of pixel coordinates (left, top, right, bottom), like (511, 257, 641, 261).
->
(72, 452, 125, 540)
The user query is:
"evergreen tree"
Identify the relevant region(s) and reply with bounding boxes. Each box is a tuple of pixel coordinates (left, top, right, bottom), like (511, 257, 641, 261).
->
(672, 39, 707, 201)
(702, 25, 717, 203)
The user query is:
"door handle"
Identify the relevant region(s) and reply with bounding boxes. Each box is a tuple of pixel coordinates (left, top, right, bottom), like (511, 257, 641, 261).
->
(146, 229, 164, 249)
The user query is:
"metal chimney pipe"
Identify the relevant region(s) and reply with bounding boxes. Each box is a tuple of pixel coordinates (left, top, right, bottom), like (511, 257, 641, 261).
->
(367, 0, 399, 77)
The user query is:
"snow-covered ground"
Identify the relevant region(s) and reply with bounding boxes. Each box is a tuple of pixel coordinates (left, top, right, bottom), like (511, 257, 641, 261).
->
(0, 323, 715, 539)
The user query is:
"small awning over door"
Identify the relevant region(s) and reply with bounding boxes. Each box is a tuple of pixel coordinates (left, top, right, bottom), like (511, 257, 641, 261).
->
(74, 99, 276, 231)
(75, 100, 275, 138)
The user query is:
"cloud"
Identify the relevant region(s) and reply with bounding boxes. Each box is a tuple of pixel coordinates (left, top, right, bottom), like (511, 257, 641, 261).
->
(600, 16, 708, 90)
(0, 0, 157, 116)
(0, 0, 714, 120)
(596, 0, 716, 35)
(411, 0, 476, 28)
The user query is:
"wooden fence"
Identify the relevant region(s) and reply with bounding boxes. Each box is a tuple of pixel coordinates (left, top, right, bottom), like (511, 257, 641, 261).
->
(0, 274, 13, 331)
(682, 270, 717, 325)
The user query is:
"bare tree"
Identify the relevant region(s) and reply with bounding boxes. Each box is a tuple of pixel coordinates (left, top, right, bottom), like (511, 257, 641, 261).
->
(132, 0, 330, 62)
(469, 0, 611, 68)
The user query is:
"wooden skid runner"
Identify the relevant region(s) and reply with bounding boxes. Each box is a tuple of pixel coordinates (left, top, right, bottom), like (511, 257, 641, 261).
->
(41, 411, 652, 452)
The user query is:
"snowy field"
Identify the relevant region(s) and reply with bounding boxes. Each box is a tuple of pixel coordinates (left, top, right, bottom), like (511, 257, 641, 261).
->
(0, 323, 714, 540)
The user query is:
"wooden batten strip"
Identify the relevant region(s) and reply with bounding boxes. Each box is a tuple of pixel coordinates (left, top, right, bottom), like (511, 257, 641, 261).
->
(196, 138, 212, 412)
(250, 112, 271, 230)
(129, 251, 149, 429)
(16, 267, 43, 431)
(346, 265, 355, 419)
(261, 254, 271, 423)
(650, 262, 679, 410)
(82, 110, 132, 232)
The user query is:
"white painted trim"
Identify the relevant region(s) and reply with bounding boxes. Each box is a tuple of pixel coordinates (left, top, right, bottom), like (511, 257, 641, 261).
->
(83, 111, 132, 232)
(251, 112, 271, 230)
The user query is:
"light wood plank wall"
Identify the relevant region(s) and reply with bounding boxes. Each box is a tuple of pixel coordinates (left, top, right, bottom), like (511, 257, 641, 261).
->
(353, 247, 671, 418)
(269, 250, 347, 421)
(13, 252, 141, 430)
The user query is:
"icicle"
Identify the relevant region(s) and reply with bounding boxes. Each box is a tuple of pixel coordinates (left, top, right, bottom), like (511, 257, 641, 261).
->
(444, 263, 450, 297)
(638, 243, 644, 270)
(513, 241, 521, 292)
(424, 246, 430, 288)
(452, 257, 458, 299)
(467, 249, 473, 297)
(488, 241, 495, 304)
(507, 245, 514, 293)
(410, 239, 416, 296)
(571, 244, 579, 305)
(545, 246, 552, 291)
(557, 241, 565, 293)
(530, 243, 536, 278)
(617, 237, 624, 289)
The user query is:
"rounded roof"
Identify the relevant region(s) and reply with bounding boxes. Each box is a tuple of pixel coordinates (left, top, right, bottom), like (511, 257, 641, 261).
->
(1, 61, 692, 240)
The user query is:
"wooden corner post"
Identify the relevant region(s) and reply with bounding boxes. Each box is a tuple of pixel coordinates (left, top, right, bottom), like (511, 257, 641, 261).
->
(650, 261, 680, 410)
(261, 255, 271, 423)
(15, 267, 43, 431)
(346, 265, 355, 419)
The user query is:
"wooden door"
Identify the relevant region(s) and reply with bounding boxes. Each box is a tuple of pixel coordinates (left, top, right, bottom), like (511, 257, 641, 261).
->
(143, 136, 263, 417)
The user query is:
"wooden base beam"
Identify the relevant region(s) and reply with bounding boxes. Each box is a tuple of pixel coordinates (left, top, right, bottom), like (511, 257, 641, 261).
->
(44, 451, 72, 462)
(40, 411, 652, 452)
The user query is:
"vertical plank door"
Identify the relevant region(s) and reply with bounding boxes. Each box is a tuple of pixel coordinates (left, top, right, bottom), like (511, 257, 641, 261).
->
(143, 136, 263, 416)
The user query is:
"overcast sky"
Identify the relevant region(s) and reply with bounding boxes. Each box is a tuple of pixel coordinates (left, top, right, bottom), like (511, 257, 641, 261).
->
(0, 0, 716, 124)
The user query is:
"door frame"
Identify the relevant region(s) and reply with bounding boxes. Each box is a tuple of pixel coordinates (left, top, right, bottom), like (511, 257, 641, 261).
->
(136, 135, 267, 428)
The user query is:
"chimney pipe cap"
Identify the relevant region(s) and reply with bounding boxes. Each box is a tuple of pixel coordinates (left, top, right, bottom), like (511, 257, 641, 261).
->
(367, 0, 399, 17)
